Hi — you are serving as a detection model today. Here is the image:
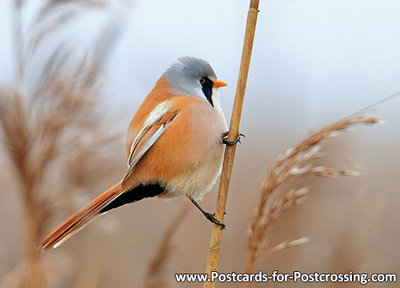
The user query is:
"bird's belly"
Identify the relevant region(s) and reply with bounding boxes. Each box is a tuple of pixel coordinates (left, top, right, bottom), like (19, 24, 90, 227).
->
(163, 144, 224, 200)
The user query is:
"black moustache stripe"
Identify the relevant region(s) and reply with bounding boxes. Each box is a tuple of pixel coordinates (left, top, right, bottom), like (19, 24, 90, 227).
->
(201, 77, 214, 107)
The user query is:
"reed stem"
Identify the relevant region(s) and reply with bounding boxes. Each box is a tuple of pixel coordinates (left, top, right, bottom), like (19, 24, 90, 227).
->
(203, 1, 260, 287)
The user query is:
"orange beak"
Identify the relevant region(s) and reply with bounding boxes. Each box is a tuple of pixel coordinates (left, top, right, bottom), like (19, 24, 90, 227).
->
(213, 79, 228, 88)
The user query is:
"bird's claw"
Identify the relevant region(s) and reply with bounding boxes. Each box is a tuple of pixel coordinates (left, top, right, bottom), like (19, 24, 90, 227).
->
(222, 131, 245, 146)
(204, 212, 226, 230)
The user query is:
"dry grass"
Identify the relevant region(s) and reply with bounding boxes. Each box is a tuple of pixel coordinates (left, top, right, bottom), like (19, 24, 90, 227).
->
(244, 116, 381, 281)
(0, 1, 124, 287)
(1, 2, 396, 288)
(144, 207, 189, 288)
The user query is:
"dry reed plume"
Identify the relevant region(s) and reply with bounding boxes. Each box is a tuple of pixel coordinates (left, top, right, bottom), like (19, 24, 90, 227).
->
(144, 207, 189, 288)
(244, 116, 381, 283)
(0, 1, 125, 287)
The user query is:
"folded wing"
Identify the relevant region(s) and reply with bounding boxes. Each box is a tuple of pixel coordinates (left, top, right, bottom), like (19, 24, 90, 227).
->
(39, 102, 179, 251)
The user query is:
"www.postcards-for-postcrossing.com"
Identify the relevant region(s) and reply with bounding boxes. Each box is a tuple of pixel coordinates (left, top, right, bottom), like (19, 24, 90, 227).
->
(175, 270, 397, 285)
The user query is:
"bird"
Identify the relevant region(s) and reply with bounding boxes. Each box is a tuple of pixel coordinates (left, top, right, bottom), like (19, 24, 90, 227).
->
(39, 56, 240, 251)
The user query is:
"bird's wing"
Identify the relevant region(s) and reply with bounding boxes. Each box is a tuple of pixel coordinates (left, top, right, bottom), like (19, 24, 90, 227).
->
(124, 101, 179, 180)
(39, 103, 179, 251)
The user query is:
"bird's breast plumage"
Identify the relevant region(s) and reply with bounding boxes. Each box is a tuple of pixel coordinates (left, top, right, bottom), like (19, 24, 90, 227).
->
(124, 79, 227, 199)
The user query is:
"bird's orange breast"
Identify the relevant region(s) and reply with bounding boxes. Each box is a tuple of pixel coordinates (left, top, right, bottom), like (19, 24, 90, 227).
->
(123, 78, 226, 193)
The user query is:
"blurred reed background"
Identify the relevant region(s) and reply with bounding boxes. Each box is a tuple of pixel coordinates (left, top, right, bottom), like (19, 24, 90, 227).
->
(0, 0, 399, 287)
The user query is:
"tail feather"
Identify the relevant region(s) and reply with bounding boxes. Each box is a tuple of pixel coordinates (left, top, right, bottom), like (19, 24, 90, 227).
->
(39, 182, 123, 251)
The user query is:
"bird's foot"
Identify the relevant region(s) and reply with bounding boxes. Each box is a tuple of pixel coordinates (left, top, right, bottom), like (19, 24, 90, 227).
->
(188, 196, 226, 230)
(204, 212, 226, 230)
(222, 131, 245, 146)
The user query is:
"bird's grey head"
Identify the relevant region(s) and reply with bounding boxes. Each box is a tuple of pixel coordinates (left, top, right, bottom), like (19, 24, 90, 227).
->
(163, 57, 225, 107)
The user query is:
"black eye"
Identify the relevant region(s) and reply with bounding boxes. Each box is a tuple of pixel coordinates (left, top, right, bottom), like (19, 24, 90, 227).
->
(199, 78, 205, 84)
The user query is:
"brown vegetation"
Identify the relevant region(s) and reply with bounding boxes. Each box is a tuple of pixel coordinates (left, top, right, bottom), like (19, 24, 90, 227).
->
(0, 1, 123, 287)
(144, 207, 189, 288)
(245, 116, 380, 283)
(0, 1, 396, 288)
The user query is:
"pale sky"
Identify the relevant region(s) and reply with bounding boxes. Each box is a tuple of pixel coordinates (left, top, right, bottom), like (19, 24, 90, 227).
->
(1, 0, 399, 130)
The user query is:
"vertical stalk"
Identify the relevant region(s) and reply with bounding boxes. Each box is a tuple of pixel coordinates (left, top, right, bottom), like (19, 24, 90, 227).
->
(12, 1, 46, 287)
(203, 1, 260, 287)
(22, 185, 46, 288)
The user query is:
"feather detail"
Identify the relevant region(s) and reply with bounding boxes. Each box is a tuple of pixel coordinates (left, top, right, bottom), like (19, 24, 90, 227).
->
(124, 109, 179, 181)
(39, 182, 123, 251)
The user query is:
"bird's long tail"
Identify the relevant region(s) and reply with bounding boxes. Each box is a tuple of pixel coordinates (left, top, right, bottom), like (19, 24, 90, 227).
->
(39, 182, 123, 251)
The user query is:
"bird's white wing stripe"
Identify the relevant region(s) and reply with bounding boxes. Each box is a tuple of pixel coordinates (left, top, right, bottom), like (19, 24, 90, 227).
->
(127, 101, 170, 167)
(127, 126, 149, 167)
(123, 126, 166, 180)
(124, 100, 179, 181)
(144, 101, 169, 127)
